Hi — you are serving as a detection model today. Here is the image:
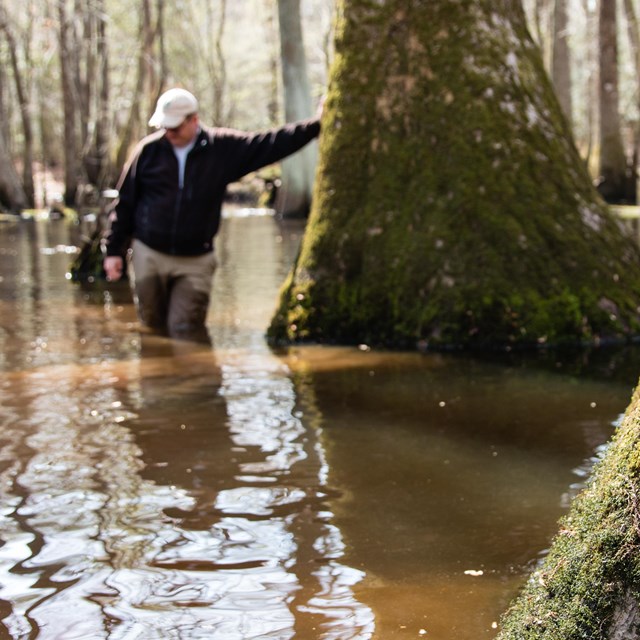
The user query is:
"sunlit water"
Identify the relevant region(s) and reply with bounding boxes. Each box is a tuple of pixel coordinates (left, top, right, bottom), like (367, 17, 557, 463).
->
(0, 210, 638, 639)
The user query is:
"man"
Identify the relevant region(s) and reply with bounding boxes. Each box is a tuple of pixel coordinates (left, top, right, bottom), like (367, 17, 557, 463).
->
(104, 87, 321, 342)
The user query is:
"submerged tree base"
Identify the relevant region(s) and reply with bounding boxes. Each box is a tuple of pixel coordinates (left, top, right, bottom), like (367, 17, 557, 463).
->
(268, 2, 640, 351)
(497, 381, 640, 639)
(267, 266, 640, 351)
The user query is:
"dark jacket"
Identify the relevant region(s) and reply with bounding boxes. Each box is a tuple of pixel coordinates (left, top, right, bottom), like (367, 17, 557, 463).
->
(106, 118, 321, 257)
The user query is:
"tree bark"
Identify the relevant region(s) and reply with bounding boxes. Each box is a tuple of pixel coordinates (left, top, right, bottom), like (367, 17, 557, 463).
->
(551, 0, 572, 126)
(205, 0, 227, 125)
(623, 0, 640, 204)
(598, 0, 629, 203)
(0, 128, 28, 212)
(276, 0, 317, 218)
(264, 0, 280, 125)
(57, 0, 81, 206)
(93, 0, 111, 188)
(0, 2, 35, 207)
(73, 0, 111, 188)
(269, 0, 640, 350)
(114, 0, 158, 171)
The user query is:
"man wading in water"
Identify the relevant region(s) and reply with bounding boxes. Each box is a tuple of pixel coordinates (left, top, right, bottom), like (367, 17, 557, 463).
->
(104, 87, 321, 343)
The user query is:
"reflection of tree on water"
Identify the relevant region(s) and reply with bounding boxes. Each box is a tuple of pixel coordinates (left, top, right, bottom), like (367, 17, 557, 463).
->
(0, 214, 374, 638)
(125, 338, 374, 638)
(0, 333, 373, 638)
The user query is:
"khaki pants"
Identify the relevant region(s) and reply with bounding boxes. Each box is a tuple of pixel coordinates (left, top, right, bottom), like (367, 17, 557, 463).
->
(131, 239, 217, 341)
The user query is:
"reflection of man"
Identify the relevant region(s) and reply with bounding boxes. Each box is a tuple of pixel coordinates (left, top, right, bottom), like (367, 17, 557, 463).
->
(104, 88, 321, 342)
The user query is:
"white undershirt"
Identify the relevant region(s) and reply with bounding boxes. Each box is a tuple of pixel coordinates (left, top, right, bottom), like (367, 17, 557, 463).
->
(172, 138, 197, 188)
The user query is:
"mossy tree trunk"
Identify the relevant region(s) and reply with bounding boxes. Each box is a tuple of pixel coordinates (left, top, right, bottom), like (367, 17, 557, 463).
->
(269, 0, 640, 350)
(497, 381, 640, 639)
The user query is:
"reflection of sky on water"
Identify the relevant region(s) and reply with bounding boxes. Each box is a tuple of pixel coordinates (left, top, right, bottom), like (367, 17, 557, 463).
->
(0, 215, 637, 639)
(0, 215, 374, 639)
(0, 351, 373, 639)
(216, 350, 374, 638)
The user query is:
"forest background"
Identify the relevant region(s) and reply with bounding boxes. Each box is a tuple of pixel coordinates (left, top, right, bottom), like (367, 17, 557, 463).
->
(0, 0, 638, 214)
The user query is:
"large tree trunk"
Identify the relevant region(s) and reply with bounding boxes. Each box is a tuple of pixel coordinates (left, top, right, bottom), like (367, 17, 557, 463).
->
(497, 377, 640, 638)
(275, 0, 317, 218)
(598, 0, 629, 203)
(269, 0, 640, 350)
(551, 0, 572, 126)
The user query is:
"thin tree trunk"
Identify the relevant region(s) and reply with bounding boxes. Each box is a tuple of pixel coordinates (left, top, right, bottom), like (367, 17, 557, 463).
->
(0, 4, 35, 207)
(551, 0, 572, 126)
(114, 0, 157, 171)
(623, 0, 640, 203)
(264, 0, 280, 125)
(0, 128, 27, 212)
(94, 0, 110, 188)
(156, 0, 167, 93)
(598, 0, 628, 202)
(582, 0, 597, 165)
(76, 0, 92, 153)
(205, 0, 227, 124)
(57, 0, 80, 206)
(276, 0, 317, 218)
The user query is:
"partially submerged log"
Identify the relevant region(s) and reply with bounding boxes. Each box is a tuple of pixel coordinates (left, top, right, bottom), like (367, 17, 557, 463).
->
(497, 381, 640, 639)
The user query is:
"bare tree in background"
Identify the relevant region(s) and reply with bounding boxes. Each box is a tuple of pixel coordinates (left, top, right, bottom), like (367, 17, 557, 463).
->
(552, 0, 572, 126)
(204, 0, 227, 125)
(0, 1, 35, 207)
(264, 0, 281, 125)
(598, 0, 629, 202)
(114, 0, 165, 172)
(276, 0, 317, 218)
(623, 0, 640, 202)
(75, 0, 111, 188)
(0, 129, 28, 212)
(57, 0, 81, 206)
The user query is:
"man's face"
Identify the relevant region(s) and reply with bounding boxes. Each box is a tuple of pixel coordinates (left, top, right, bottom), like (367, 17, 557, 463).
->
(165, 114, 199, 147)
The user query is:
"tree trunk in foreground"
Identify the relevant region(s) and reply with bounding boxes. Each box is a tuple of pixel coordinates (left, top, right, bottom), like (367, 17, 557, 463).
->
(269, 0, 640, 350)
(497, 378, 640, 639)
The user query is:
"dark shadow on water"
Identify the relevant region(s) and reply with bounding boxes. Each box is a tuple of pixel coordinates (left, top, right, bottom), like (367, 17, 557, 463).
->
(275, 341, 640, 638)
(456, 343, 640, 387)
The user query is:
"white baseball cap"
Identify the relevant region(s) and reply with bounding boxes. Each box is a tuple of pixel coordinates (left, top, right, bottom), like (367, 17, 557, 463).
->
(148, 88, 199, 129)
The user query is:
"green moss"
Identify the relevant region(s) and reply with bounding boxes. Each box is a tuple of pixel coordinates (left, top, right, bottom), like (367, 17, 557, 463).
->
(497, 387, 640, 638)
(268, 0, 640, 350)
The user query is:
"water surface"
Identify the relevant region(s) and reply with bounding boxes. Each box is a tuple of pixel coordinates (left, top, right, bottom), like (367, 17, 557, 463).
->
(0, 211, 637, 639)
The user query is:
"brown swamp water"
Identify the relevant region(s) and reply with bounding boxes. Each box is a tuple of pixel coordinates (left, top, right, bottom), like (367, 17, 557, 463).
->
(0, 210, 639, 639)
